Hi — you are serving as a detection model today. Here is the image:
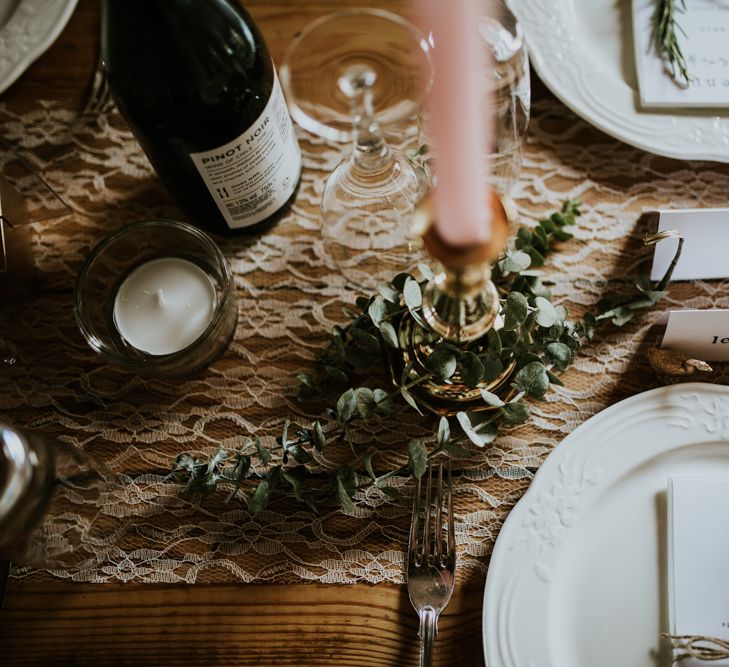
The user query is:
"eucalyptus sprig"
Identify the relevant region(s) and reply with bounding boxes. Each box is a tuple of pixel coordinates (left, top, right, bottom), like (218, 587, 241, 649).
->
(170, 200, 680, 513)
(652, 0, 690, 87)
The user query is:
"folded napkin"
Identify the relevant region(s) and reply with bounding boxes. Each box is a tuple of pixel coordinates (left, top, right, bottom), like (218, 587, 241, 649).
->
(668, 475, 729, 666)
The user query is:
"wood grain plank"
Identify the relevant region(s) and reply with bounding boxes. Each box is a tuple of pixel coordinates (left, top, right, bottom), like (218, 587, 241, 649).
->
(0, 581, 486, 666)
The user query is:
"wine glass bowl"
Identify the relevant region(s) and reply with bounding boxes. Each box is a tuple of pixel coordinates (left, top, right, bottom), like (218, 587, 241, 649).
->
(280, 9, 432, 142)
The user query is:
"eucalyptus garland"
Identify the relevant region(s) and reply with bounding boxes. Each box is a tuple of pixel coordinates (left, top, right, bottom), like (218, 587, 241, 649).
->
(171, 200, 677, 513)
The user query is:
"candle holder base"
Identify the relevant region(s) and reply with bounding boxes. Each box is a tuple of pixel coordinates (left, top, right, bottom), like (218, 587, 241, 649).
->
(385, 191, 516, 416)
(385, 315, 516, 416)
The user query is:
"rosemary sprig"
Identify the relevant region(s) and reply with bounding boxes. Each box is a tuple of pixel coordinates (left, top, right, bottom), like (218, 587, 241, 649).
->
(652, 0, 690, 87)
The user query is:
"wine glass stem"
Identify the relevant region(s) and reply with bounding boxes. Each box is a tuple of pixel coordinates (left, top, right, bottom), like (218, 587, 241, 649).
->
(349, 84, 390, 171)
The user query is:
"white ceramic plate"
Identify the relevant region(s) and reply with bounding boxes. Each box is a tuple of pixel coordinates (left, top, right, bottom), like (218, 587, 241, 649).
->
(510, 0, 729, 162)
(0, 0, 78, 96)
(483, 382, 729, 666)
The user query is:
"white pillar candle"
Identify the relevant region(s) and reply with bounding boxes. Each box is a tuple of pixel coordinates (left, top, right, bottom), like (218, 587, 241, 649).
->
(113, 257, 217, 356)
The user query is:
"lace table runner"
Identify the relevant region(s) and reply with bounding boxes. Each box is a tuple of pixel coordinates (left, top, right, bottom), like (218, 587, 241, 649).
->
(1, 97, 727, 585)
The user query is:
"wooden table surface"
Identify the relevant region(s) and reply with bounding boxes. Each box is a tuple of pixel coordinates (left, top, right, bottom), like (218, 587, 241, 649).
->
(0, 1, 489, 665)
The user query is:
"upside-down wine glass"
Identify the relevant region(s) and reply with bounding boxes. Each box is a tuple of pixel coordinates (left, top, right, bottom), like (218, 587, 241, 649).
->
(280, 9, 433, 290)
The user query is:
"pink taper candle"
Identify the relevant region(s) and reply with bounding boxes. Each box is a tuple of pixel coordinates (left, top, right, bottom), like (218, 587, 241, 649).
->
(422, 0, 492, 247)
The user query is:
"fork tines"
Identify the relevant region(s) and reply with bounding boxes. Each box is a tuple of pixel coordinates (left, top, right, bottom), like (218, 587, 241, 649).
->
(409, 460, 455, 569)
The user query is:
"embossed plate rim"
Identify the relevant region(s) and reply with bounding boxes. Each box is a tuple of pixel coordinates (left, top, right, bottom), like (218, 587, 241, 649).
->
(483, 382, 729, 666)
(510, 0, 729, 163)
(0, 0, 78, 96)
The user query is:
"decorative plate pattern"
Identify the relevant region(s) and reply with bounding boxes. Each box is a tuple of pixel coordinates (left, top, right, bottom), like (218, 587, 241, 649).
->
(0, 0, 78, 96)
(483, 383, 729, 666)
(511, 0, 729, 162)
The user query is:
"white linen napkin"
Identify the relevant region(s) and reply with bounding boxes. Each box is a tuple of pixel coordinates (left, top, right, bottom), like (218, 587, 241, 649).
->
(668, 475, 729, 666)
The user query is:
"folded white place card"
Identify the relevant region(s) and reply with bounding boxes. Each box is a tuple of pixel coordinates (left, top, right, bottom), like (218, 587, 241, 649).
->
(662, 309, 729, 361)
(633, 0, 729, 108)
(649, 208, 729, 282)
(668, 475, 729, 666)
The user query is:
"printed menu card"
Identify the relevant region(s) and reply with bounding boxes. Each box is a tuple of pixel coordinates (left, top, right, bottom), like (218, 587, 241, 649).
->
(633, 0, 729, 108)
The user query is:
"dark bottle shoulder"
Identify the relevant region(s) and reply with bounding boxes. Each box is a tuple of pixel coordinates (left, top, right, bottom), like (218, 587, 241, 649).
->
(103, 0, 274, 140)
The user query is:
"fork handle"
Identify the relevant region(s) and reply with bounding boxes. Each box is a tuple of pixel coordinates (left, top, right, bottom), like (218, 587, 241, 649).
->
(418, 606, 439, 667)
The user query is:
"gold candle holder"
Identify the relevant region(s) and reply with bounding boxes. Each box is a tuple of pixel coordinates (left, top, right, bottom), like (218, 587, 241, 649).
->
(388, 191, 516, 416)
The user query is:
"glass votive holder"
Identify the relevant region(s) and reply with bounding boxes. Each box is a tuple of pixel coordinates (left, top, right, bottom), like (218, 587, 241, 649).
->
(74, 219, 237, 376)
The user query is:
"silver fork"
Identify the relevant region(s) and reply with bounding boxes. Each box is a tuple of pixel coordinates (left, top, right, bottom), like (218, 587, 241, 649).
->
(407, 461, 456, 667)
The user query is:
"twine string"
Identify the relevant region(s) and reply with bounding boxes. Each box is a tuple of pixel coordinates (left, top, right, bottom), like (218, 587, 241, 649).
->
(663, 634, 729, 662)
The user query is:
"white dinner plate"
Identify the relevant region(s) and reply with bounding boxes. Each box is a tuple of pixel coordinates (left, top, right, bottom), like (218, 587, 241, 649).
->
(0, 0, 78, 96)
(483, 382, 729, 666)
(510, 0, 729, 162)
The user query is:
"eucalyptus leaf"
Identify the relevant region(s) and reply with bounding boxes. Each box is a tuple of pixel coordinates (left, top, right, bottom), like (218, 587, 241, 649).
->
(400, 384, 423, 415)
(425, 343, 457, 381)
(503, 250, 532, 274)
(456, 412, 497, 447)
(367, 295, 387, 326)
(363, 450, 376, 481)
(231, 454, 251, 483)
(351, 327, 381, 353)
(312, 422, 326, 451)
(354, 387, 376, 419)
(253, 436, 271, 466)
(486, 328, 502, 355)
(500, 401, 531, 424)
(480, 354, 504, 382)
(286, 443, 312, 464)
(513, 361, 550, 399)
(459, 351, 484, 388)
(336, 388, 357, 422)
(546, 341, 572, 371)
(374, 388, 396, 416)
(380, 485, 402, 499)
(546, 369, 564, 387)
(337, 477, 356, 512)
(206, 448, 228, 475)
(392, 272, 413, 291)
(403, 277, 423, 310)
(325, 365, 349, 384)
(441, 441, 473, 458)
(418, 263, 434, 281)
(379, 321, 399, 349)
(437, 416, 450, 447)
(504, 292, 529, 330)
(534, 296, 558, 327)
(480, 389, 505, 407)
(248, 480, 269, 513)
(408, 439, 428, 479)
(378, 283, 401, 303)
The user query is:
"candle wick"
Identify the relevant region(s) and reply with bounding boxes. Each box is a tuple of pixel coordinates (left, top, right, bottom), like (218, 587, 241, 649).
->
(155, 289, 166, 307)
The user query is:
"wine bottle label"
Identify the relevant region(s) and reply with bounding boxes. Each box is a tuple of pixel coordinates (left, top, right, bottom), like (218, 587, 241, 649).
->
(190, 71, 301, 229)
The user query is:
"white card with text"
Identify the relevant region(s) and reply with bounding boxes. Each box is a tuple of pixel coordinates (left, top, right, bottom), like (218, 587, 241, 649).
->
(650, 208, 729, 282)
(633, 0, 729, 108)
(662, 309, 729, 361)
(668, 475, 729, 667)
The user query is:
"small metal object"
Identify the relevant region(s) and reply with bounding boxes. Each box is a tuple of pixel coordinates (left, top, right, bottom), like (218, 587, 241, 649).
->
(407, 461, 456, 667)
